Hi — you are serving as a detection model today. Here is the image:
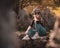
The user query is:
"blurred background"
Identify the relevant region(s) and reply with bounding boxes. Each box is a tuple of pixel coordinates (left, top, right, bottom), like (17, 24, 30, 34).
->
(15, 0, 60, 32)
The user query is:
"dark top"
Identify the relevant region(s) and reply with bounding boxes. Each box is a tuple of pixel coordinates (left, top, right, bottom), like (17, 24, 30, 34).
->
(30, 20, 44, 28)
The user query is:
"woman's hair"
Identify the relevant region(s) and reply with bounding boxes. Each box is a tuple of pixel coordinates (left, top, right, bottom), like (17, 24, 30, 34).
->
(32, 9, 42, 16)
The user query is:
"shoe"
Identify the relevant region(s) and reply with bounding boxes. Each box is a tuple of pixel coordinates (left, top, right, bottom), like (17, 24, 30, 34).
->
(31, 32, 40, 39)
(22, 35, 30, 40)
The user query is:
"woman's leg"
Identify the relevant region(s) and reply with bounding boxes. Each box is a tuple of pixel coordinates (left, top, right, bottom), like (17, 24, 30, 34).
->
(22, 29, 36, 40)
(27, 29, 37, 37)
(36, 24, 47, 36)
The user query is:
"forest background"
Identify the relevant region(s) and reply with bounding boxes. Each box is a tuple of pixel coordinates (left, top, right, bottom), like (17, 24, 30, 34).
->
(16, 0, 60, 32)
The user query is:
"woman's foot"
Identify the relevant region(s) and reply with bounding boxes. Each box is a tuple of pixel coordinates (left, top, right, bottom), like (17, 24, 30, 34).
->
(22, 35, 30, 40)
(31, 32, 40, 39)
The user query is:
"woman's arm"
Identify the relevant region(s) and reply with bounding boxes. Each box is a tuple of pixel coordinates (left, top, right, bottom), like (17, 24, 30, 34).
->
(25, 20, 34, 34)
(25, 26, 31, 34)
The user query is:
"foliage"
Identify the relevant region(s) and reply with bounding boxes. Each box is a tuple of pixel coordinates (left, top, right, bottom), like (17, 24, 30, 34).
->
(18, 0, 41, 9)
(16, 0, 59, 31)
(18, 0, 60, 9)
(54, 0, 60, 7)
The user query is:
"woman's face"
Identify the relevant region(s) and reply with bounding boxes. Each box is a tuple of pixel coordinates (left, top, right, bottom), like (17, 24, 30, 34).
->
(34, 14, 41, 19)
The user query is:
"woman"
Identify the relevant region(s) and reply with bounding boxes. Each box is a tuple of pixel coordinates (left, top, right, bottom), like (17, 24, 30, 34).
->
(22, 9, 47, 40)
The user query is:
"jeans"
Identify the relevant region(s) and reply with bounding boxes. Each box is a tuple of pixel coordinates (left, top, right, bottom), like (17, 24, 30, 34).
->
(27, 23, 47, 37)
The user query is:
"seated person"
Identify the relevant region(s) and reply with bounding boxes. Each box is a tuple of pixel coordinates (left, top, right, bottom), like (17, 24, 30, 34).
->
(22, 9, 47, 40)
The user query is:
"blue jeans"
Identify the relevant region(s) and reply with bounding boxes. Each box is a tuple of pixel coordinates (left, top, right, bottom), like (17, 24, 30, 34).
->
(27, 23, 47, 37)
